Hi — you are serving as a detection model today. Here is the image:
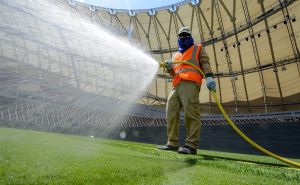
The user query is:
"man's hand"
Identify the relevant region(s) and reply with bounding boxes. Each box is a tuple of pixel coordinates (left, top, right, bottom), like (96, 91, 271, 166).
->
(165, 60, 173, 71)
(206, 77, 216, 91)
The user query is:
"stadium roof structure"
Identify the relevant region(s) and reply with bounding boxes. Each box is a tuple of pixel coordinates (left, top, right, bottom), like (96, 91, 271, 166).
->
(74, 0, 192, 12)
(71, 0, 300, 113)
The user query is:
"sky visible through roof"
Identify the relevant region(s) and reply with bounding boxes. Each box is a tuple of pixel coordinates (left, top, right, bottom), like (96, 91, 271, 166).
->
(75, 0, 189, 10)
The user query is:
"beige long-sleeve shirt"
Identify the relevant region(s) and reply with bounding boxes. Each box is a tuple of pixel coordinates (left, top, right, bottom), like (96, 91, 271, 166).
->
(198, 46, 213, 76)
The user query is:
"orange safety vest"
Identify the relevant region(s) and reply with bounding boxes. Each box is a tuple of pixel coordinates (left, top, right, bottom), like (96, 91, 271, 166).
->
(172, 44, 203, 87)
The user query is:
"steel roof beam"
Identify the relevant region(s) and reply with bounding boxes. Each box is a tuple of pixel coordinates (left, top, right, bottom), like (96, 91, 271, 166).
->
(153, 15, 172, 98)
(195, 5, 205, 41)
(214, 0, 238, 112)
(151, 0, 296, 54)
(258, 1, 284, 106)
(219, 0, 250, 107)
(278, 0, 300, 76)
(153, 15, 164, 99)
(241, 0, 268, 112)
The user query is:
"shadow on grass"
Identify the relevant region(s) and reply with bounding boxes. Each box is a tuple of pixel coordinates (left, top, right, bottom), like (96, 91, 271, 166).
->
(200, 154, 289, 168)
(179, 153, 290, 168)
(183, 158, 198, 165)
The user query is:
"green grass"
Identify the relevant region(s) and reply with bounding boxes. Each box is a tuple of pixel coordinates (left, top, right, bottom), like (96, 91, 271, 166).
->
(0, 127, 299, 185)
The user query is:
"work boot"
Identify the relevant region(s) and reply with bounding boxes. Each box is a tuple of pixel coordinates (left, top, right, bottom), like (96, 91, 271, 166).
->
(178, 146, 197, 155)
(157, 145, 179, 152)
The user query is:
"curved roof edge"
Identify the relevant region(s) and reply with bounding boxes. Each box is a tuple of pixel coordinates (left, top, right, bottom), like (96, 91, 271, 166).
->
(72, 0, 201, 14)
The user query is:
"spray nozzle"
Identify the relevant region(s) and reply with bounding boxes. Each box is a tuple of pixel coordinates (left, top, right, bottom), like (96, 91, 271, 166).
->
(159, 60, 174, 70)
(159, 61, 167, 69)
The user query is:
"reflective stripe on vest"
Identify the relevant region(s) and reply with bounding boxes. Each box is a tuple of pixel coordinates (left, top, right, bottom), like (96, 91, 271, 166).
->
(175, 68, 201, 75)
(184, 45, 200, 68)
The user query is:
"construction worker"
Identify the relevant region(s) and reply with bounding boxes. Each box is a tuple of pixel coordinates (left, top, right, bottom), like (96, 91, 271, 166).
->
(158, 27, 216, 155)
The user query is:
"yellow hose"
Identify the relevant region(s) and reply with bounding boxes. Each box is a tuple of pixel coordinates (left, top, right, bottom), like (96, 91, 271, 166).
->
(163, 61, 300, 168)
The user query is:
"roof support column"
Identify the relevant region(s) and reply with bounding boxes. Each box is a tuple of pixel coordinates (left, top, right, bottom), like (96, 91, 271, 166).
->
(219, 0, 250, 108)
(195, 6, 204, 43)
(214, 0, 238, 112)
(172, 13, 179, 34)
(154, 15, 173, 99)
(258, 0, 284, 108)
(241, 0, 268, 112)
(133, 16, 153, 104)
(194, 6, 213, 111)
(153, 15, 165, 100)
(198, 6, 222, 108)
(278, 0, 300, 76)
(132, 17, 142, 44)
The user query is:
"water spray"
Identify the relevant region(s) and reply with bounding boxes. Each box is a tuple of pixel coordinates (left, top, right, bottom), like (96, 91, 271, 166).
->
(0, 0, 158, 136)
(160, 60, 300, 168)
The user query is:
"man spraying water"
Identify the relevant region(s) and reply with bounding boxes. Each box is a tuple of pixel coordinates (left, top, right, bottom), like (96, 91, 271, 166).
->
(158, 27, 216, 155)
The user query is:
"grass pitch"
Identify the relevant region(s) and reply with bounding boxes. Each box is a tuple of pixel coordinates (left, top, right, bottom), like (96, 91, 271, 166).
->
(0, 127, 299, 185)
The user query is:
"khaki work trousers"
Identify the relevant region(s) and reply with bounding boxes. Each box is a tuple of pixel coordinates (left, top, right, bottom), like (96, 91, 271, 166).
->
(166, 80, 201, 149)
